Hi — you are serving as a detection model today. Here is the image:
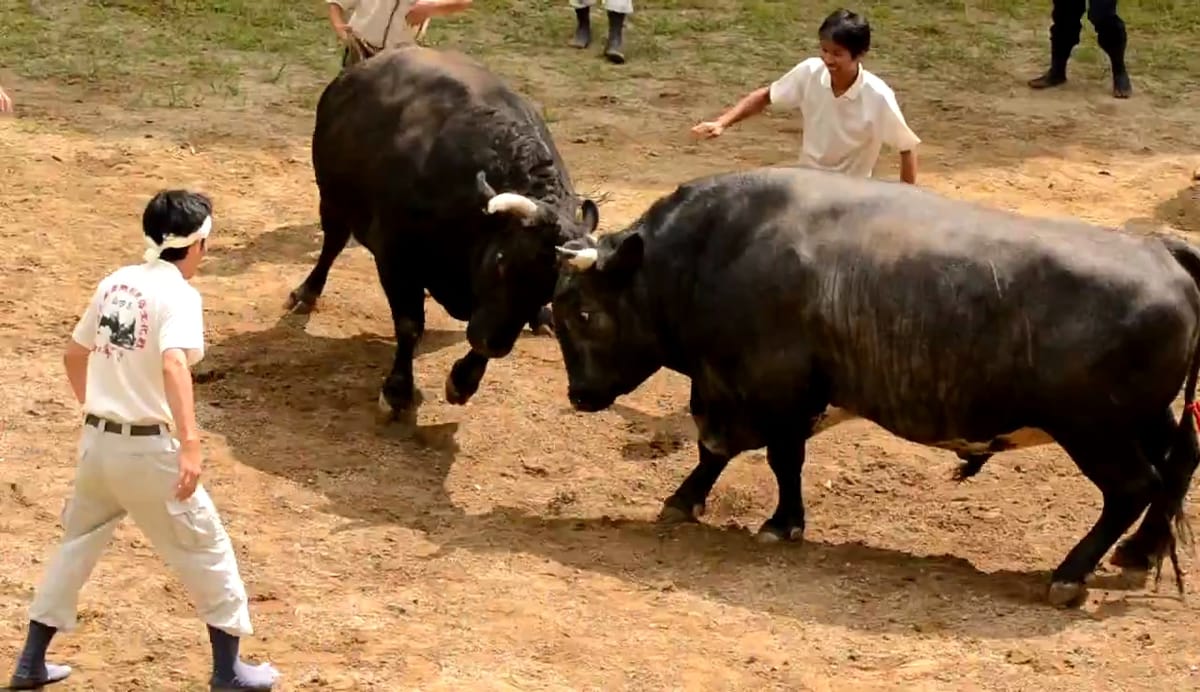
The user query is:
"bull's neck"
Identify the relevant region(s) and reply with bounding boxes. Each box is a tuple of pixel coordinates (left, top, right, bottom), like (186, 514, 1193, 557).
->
(639, 248, 701, 378)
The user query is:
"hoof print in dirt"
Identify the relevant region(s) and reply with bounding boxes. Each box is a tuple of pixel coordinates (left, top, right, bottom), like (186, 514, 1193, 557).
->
(1046, 580, 1088, 609)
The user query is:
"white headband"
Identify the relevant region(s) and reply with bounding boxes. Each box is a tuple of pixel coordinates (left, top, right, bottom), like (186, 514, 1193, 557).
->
(143, 215, 212, 262)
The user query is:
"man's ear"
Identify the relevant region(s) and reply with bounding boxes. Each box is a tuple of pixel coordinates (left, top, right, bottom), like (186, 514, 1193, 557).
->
(598, 231, 643, 277)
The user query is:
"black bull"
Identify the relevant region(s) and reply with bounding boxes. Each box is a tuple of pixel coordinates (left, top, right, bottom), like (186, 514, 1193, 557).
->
(287, 47, 599, 419)
(551, 166, 1200, 608)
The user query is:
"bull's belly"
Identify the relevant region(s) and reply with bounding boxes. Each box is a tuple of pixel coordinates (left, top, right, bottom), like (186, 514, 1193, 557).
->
(809, 406, 1054, 455)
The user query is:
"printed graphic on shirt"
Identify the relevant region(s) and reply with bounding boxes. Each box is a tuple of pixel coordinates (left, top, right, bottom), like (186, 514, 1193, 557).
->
(93, 283, 150, 359)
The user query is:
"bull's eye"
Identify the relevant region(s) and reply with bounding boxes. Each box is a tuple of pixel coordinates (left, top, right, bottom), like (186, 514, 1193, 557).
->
(579, 310, 591, 323)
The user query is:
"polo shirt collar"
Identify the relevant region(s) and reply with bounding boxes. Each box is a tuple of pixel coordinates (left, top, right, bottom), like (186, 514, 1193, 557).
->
(820, 62, 865, 100)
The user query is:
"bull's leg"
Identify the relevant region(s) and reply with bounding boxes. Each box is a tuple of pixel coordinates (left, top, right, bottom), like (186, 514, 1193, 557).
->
(1111, 408, 1196, 594)
(756, 436, 807, 543)
(953, 452, 991, 481)
(659, 442, 732, 523)
(445, 350, 488, 406)
(1048, 434, 1160, 608)
(374, 255, 426, 421)
(286, 198, 354, 314)
(528, 305, 554, 336)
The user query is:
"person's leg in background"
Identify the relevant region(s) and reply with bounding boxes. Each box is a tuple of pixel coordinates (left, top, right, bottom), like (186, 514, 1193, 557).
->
(569, 0, 633, 64)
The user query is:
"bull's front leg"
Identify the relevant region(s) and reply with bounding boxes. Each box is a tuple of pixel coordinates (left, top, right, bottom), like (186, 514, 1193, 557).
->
(755, 435, 808, 543)
(659, 442, 733, 523)
(445, 350, 488, 405)
(374, 256, 425, 422)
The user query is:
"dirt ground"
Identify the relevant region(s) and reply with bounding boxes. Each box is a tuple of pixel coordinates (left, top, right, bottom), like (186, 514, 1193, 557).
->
(3, 33, 1200, 692)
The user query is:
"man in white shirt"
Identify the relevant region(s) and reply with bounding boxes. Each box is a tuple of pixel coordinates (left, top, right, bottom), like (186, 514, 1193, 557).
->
(690, 9, 920, 184)
(6, 191, 280, 691)
(327, 0, 474, 67)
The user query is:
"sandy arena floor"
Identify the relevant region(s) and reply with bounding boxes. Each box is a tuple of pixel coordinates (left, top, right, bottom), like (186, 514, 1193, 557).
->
(2, 36, 1200, 691)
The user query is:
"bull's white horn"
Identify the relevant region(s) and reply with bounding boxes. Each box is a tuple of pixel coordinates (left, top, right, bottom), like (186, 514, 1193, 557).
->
(486, 193, 540, 225)
(556, 246, 598, 270)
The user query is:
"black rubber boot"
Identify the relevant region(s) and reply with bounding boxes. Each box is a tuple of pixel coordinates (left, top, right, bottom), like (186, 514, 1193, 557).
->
(570, 7, 591, 49)
(1110, 62, 1132, 99)
(1028, 54, 1068, 89)
(603, 10, 626, 64)
(1098, 26, 1132, 98)
(7, 621, 71, 690)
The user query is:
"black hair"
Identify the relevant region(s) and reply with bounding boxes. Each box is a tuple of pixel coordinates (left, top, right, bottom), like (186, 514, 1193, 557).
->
(142, 189, 212, 263)
(818, 8, 871, 58)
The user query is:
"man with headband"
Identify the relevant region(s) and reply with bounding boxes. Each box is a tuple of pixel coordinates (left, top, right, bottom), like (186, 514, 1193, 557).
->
(6, 190, 280, 691)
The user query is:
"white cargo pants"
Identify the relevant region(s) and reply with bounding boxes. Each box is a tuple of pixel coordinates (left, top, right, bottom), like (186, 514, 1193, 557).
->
(570, 0, 633, 14)
(28, 419, 252, 637)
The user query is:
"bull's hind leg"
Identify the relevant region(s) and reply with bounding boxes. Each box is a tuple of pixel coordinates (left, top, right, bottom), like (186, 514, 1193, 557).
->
(286, 198, 354, 314)
(756, 435, 808, 543)
(374, 254, 426, 422)
(1112, 407, 1197, 593)
(1048, 433, 1161, 608)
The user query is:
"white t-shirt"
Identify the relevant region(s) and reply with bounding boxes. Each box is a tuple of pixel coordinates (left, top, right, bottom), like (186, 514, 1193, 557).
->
(328, 0, 418, 50)
(768, 57, 921, 178)
(70, 260, 206, 428)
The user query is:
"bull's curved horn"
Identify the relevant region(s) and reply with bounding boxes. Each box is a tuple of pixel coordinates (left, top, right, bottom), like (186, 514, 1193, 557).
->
(556, 245, 598, 270)
(486, 193, 540, 225)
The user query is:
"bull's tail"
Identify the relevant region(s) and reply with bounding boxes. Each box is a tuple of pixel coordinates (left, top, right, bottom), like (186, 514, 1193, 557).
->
(1155, 234, 1200, 591)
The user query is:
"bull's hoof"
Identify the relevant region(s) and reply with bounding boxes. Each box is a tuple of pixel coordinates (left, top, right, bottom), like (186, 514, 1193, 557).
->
(284, 287, 317, 314)
(1046, 580, 1088, 608)
(377, 386, 423, 425)
(754, 521, 804, 544)
(446, 356, 487, 406)
(445, 376, 470, 406)
(657, 496, 705, 524)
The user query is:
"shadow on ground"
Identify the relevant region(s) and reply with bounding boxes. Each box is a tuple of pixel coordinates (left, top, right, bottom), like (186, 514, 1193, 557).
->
(188, 314, 1174, 643)
(203, 222, 331, 277)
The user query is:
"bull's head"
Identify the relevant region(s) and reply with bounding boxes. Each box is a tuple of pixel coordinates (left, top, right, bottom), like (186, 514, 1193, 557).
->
(550, 229, 662, 412)
(469, 170, 600, 359)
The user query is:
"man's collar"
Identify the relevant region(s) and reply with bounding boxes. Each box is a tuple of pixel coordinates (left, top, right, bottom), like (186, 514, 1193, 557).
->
(820, 62, 865, 99)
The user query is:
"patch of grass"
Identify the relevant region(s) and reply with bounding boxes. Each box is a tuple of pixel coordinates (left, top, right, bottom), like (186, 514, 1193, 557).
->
(0, 0, 1197, 109)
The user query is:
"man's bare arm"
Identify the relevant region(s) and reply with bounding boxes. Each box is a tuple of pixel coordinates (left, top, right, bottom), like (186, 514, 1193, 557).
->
(63, 339, 90, 404)
(162, 348, 200, 444)
(899, 149, 918, 184)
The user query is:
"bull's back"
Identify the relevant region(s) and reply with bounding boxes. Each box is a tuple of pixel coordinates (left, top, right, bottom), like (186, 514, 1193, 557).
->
(311, 48, 554, 211)
(658, 168, 1199, 438)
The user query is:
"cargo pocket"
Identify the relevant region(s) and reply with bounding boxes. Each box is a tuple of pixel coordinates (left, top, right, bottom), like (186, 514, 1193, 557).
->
(165, 498, 226, 552)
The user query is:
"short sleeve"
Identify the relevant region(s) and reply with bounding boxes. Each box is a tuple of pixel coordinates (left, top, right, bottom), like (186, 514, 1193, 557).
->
(877, 90, 921, 152)
(327, 0, 356, 9)
(70, 287, 102, 349)
(159, 288, 205, 365)
(768, 59, 817, 111)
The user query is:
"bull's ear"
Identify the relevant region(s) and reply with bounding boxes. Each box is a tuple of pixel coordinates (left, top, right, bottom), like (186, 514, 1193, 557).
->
(475, 170, 498, 200)
(578, 199, 600, 234)
(599, 231, 643, 278)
